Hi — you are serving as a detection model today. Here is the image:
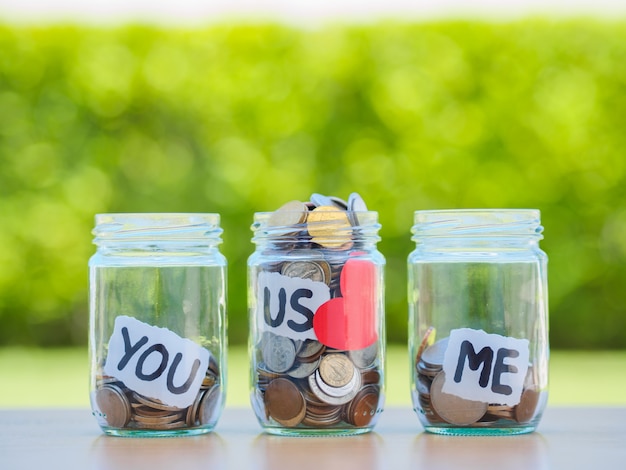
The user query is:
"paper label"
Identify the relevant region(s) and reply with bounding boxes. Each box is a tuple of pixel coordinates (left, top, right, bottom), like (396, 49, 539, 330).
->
(103, 315, 209, 409)
(441, 328, 529, 406)
(257, 271, 330, 341)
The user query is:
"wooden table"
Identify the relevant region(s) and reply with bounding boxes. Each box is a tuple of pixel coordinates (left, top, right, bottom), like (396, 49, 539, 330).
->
(1, 406, 624, 469)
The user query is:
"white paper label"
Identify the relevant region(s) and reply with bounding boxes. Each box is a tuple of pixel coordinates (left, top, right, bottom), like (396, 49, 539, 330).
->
(256, 271, 330, 341)
(103, 315, 210, 409)
(441, 328, 529, 406)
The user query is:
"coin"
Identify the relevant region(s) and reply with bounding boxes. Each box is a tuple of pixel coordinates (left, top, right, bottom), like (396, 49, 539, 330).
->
(267, 200, 308, 227)
(281, 260, 328, 284)
(198, 384, 222, 425)
(347, 192, 368, 226)
(430, 372, 488, 426)
(287, 357, 321, 379)
(307, 206, 353, 249)
(296, 340, 326, 362)
(420, 337, 449, 368)
(132, 393, 183, 412)
(346, 384, 379, 427)
(348, 192, 368, 213)
(329, 196, 348, 210)
(262, 334, 296, 373)
(310, 193, 335, 207)
(349, 343, 378, 369)
(514, 386, 540, 423)
(415, 326, 436, 364)
(316, 368, 360, 398)
(264, 378, 306, 427)
(319, 354, 356, 388)
(308, 369, 361, 405)
(96, 384, 131, 428)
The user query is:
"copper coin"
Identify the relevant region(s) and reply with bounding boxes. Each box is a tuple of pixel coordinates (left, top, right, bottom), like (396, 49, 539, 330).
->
(96, 384, 131, 428)
(415, 326, 436, 364)
(430, 372, 488, 426)
(514, 386, 540, 423)
(132, 393, 183, 412)
(348, 385, 379, 427)
(264, 378, 306, 427)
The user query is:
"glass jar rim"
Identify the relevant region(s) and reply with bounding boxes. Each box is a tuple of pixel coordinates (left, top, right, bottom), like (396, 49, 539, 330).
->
(93, 213, 223, 245)
(411, 209, 543, 239)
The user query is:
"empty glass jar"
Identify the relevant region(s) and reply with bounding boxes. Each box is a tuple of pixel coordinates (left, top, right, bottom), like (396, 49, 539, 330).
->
(88, 213, 227, 437)
(408, 209, 549, 435)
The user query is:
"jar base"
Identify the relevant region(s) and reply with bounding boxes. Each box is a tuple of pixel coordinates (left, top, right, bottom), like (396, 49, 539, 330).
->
(423, 425, 536, 436)
(101, 426, 216, 438)
(262, 426, 374, 437)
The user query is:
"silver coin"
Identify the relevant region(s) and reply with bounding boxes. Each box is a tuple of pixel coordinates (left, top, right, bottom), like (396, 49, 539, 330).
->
(421, 337, 449, 368)
(297, 340, 326, 361)
(287, 357, 321, 379)
(262, 334, 296, 373)
(307, 371, 361, 405)
(281, 260, 327, 284)
(315, 368, 361, 398)
(310, 193, 335, 207)
(329, 196, 348, 210)
(349, 343, 378, 369)
(348, 192, 368, 226)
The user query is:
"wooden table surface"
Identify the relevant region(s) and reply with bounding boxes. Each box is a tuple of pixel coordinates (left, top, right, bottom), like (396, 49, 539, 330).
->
(1, 406, 625, 469)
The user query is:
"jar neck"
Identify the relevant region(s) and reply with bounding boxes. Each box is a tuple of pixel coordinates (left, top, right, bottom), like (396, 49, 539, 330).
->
(251, 210, 381, 251)
(411, 209, 543, 248)
(93, 213, 223, 253)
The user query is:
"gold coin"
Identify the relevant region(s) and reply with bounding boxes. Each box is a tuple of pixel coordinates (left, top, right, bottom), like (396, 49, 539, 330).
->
(514, 386, 540, 423)
(96, 384, 131, 428)
(319, 354, 355, 388)
(307, 206, 352, 249)
(430, 372, 488, 426)
(267, 200, 308, 227)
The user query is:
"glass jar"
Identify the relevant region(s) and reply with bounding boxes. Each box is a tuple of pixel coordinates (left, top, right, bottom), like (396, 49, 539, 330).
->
(248, 196, 386, 436)
(408, 209, 549, 435)
(88, 213, 227, 437)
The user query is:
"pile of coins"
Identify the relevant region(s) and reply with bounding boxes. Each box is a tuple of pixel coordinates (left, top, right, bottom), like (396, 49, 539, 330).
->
(252, 193, 384, 430)
(255, 333, 382, 429)
(414, 330, 540, 427)
(93, 355, 221, 431)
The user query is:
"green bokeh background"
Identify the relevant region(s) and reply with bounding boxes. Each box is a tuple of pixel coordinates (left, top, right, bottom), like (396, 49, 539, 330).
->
(1, 20, 625, 349)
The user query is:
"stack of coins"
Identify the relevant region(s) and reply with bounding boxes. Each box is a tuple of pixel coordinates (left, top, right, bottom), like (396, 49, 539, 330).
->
(253, 193, 383, 430)
(94, 353, 221, 431)
(255, 334, 381, 429)
(414, 330, 540, 427)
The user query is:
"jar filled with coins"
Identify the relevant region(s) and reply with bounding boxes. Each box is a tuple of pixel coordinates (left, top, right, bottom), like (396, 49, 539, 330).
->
(408, 210, 549, 435)
(88, 214, 227, 437)
(248, 193, 386, 436)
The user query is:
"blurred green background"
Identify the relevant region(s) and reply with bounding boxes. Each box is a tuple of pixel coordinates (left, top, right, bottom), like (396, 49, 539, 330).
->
(1, 19, 625, 351)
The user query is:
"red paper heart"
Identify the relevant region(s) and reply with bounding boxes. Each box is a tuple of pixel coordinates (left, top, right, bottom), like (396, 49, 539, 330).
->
(313, 258, 378, 350)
